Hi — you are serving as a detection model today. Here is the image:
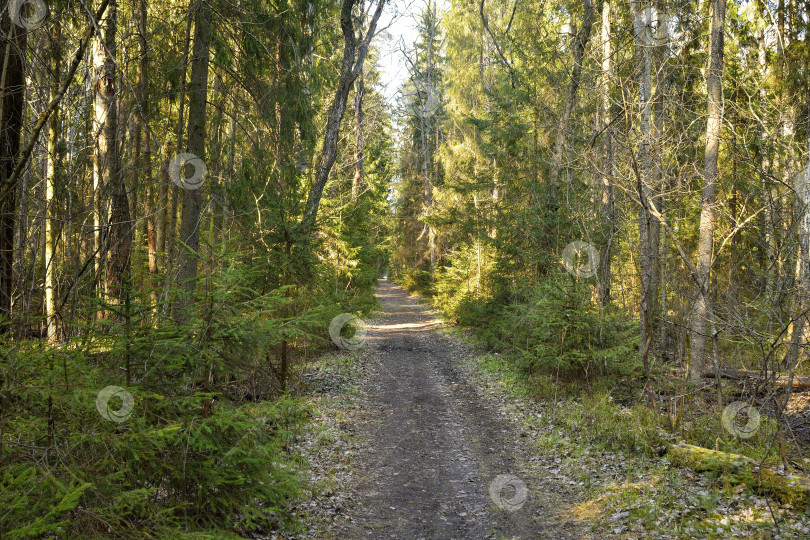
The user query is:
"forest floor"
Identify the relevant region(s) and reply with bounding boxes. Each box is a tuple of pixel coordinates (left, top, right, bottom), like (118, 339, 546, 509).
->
(293, 280, 810, 539)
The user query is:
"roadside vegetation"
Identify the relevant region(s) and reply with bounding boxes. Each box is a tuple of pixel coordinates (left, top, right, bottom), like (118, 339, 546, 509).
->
(391, 0, 810, 531)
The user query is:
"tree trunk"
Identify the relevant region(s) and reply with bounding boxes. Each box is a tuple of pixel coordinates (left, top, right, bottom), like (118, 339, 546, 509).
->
(93, 0, 130, 309)
(135, 0, 157, 299)
(549, 0, 594, 201)
(159, 5, 193, 272)
(352, 68, 364, 201)
(299, 0, 385, 234)
(0, 19, 27, 332)
(224, 111, 236, 238)
(175, 0, 212, 317)
(689, 0, 725, 384)
(598, 0, 614, 306)
(92, 13, 112, 289)
(425, 2, 436, 276)
(44, 24, 61, 341)
(757, 27, 779, 301)
(633, 1, 655, 368)
(419, 3, 437, 275)
(784, 91, 810, 374)
(653, 13, 667, 355)
(668, 442, 810, 504)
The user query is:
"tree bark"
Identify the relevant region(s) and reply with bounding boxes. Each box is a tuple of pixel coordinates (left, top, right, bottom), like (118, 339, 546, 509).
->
(549, 0, 594, 201)
(757, 27, 779, 301)
(633, 1, 660, 367)
(598, 0, 614, 306)
(352, 68, 364, 201)
(653, 13, 667, 355)
(299, 0, 386, 234)
(44, 24, 61, 341)
(159, 5, 193, 271)
(93, 0, 131, 309)
(135, 0, 157, 294)
(92, 6, 113, 286)
(689, 0, 725, 384)
(175, 0, 212, 317)
(784, 93, 810, 374)
(409, 1, 438, 275)
(0, 18, 26, 333)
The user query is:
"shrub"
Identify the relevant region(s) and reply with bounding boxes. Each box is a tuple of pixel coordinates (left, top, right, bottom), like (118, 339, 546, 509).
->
(401, 269, 435, 296)
(0, 350, 310, 538)
(458, 275, 638, 381)
(0, 254, 351, 537)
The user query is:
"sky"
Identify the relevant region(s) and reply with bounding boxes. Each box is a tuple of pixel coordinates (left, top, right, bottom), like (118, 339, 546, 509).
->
(374, 0, 448, 110)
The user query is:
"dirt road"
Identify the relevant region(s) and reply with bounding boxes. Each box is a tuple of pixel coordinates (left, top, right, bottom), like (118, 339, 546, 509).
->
(335, 279, 582, 539)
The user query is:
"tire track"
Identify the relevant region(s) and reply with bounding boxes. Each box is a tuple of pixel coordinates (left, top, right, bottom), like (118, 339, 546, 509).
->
(336, 279, 583, 539)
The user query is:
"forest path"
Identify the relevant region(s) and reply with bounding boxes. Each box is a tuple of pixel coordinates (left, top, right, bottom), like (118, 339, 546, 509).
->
(334, 279, 584, 539)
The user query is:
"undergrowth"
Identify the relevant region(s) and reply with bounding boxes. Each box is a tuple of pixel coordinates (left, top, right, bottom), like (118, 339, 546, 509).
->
(418, 266, 797, 504)
(1, 247, 379, 537)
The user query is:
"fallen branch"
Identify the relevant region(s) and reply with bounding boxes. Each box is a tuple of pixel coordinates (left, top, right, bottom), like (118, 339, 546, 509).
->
(668, 442, 810, 504)
(668, 368, 810, 389)
(707, 368, 810, 389)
